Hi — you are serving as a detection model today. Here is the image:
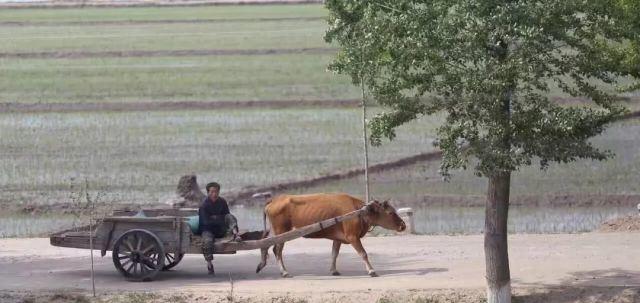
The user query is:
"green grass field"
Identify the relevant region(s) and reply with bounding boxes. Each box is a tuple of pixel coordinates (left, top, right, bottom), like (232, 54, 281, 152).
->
(1, 4, 637, 105)
(0, 5, 326, 23)
(1, 4, 639, 238)
(293, 118, 640, 201)
(0, 4, 354, 104)
(0, 54, 359, 103)
(1, 19, 329, 52)
(0, 108, 442, 206)
(2, 105, 638, 209)
(0, 4, 638, 218)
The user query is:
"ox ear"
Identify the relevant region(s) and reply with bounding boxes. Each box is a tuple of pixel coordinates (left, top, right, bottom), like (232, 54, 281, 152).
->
(382, 200, 398, 211)
(366, 200, 382, 214)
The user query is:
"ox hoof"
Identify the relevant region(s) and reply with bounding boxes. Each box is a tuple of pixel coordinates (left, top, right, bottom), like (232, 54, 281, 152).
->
(281, 272, 292, 278)
(368, 271, 378, 277)
(331, 271, 341, 276)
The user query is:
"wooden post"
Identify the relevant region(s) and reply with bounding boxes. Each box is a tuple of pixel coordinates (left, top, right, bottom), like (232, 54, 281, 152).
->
(361, 87, 370, 203)
(360, 44, 370, 203)
(87, 181, 96, 298)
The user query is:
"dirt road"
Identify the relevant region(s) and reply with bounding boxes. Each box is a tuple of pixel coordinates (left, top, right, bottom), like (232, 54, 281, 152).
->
(1, 232, 639, 301)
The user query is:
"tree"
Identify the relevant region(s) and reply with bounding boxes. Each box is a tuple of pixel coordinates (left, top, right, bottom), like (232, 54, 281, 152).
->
(617, 0, 640, 90)
(325, 1, 639, 302)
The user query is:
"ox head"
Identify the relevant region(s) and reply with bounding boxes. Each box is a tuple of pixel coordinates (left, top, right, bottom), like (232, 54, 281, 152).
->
(366, 200, 406, 232)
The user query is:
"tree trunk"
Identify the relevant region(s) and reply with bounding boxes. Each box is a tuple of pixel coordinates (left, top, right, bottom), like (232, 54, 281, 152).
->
(485, 171, 511, 303)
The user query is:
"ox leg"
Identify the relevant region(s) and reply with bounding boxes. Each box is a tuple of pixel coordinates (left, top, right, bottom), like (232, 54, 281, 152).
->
(256, 223, 271, 274)
(274, 243, 291, 278)
(256, 247, 269, 273)
(349, 237, 377, 277)
(330, 240, 341, 276)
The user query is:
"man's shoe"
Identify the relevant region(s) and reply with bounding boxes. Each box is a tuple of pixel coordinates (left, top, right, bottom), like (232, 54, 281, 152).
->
(207, 264, 215, 276)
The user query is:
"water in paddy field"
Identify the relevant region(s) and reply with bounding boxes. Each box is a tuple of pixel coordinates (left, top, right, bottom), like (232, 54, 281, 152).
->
(1, 205, 635, 238)
(408, 205, 636, 234)
(229, 204, 636, 235)
(0, 0, 47, 2)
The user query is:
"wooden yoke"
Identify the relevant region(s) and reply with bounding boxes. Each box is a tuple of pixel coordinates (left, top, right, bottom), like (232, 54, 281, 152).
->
(214, 205, 368, 253)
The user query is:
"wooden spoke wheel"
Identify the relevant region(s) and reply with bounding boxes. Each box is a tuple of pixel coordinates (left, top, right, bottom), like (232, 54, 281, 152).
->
(112, 229, 165, 281)
(161, 252, 184, 271)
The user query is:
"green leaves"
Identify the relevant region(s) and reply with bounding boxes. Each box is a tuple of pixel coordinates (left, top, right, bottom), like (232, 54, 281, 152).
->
(326, 0, 639, 178)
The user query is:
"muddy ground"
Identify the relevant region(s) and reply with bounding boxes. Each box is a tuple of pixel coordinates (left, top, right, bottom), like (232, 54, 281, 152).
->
(600, 215, 640, 232)
(0, 99, 360, 114)
(1, 233, 639, 302)
(0, 47, 335, 60)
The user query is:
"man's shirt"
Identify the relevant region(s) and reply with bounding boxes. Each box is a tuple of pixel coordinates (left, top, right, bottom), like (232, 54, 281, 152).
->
(198, 196, 230, 236)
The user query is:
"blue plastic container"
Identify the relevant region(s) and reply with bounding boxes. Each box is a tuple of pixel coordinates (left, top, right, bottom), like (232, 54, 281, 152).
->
(187, 215, 199, 234)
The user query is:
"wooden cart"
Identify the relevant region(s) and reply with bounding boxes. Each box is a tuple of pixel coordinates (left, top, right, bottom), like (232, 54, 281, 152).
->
(50, 207, 366, 281)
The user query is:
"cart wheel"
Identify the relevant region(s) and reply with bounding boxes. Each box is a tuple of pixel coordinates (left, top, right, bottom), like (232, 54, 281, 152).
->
(112, 229, 165, 282)
(162, 252, 184, 271)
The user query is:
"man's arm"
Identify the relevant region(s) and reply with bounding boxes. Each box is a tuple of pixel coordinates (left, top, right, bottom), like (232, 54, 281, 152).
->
(220, 198, 230, 216)
(199, 204, 214, 228)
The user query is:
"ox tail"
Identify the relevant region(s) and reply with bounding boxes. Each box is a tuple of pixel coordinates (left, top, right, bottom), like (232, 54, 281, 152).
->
(253, 191, 272, 274)
(261, 209, 270, 238)
(252, 191, 273, 238)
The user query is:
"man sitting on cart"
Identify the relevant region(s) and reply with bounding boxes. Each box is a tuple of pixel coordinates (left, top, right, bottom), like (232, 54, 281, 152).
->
(199, 181, 240, 275)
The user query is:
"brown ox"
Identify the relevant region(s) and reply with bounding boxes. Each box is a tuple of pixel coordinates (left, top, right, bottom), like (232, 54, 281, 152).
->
(255, 193, 406, 277)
